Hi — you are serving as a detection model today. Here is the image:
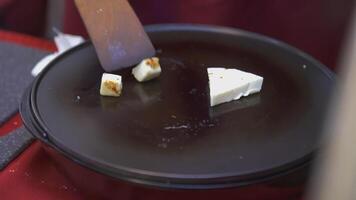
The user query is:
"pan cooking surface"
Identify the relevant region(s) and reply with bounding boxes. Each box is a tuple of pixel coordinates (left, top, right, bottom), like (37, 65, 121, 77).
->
(30, 25, 334, 186)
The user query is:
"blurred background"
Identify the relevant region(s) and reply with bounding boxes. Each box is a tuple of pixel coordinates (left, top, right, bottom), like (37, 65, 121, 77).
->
(0, 0, 355, 71)
(1, 1, 356, 199)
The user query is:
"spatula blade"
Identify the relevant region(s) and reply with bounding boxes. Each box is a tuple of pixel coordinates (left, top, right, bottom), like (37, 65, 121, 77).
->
(75, 0, 155, 71)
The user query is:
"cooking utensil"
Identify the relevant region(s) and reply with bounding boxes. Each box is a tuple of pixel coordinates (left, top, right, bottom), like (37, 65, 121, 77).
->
(74, 0, 155, 71)
(20, 24, 335, 189)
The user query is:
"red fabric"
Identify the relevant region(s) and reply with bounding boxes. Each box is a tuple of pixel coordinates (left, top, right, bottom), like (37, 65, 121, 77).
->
(64, 0, 355, 70)
(0, 0, 47, 36)
(63, 0, 88, 38)
(0, 0, 12, 7)
(0, 30, 56, 51)
(0, 114, 21, 136)
(0, 141, 84, 199)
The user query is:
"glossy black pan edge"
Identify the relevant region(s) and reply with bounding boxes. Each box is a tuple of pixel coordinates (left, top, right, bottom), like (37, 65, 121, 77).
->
(22, 24, 334, 189)
(20, 87, 313, 190)
(22, 84, 313, 190)
(21, 83, 312, 189)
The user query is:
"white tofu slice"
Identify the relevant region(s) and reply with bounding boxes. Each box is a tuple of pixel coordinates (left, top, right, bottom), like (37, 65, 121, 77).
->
(132, 57, 161, 82)
(208, 68, 263, 106)
(100, 73, 122, 97)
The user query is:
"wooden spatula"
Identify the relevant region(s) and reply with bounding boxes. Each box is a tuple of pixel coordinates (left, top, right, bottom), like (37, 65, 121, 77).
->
(75, 0, 155, 72)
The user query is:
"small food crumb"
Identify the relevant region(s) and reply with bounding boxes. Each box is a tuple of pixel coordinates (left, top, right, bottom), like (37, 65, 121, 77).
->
(96, 8, 104, 14)
(158, 143, 168, 148)
(146, 57, 160, 69)
(75, 95, 81, 103)
(164, 125, 189, 130)
(60, 185, 68, 190)
(104, 81, 119, 94)
(189, 88, 197, 95)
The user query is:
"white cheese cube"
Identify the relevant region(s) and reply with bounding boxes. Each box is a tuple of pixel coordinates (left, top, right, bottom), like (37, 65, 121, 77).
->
(100, 73, 122, 97)
(208, 68, 263, 106)
(132, 57, 161, 82)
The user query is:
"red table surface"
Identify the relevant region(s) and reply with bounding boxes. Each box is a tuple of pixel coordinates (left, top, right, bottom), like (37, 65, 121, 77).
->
(0, 30, 305, 200)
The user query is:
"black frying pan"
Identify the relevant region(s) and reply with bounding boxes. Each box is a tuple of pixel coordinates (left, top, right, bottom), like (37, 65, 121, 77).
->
(20, 24, 334, 189)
